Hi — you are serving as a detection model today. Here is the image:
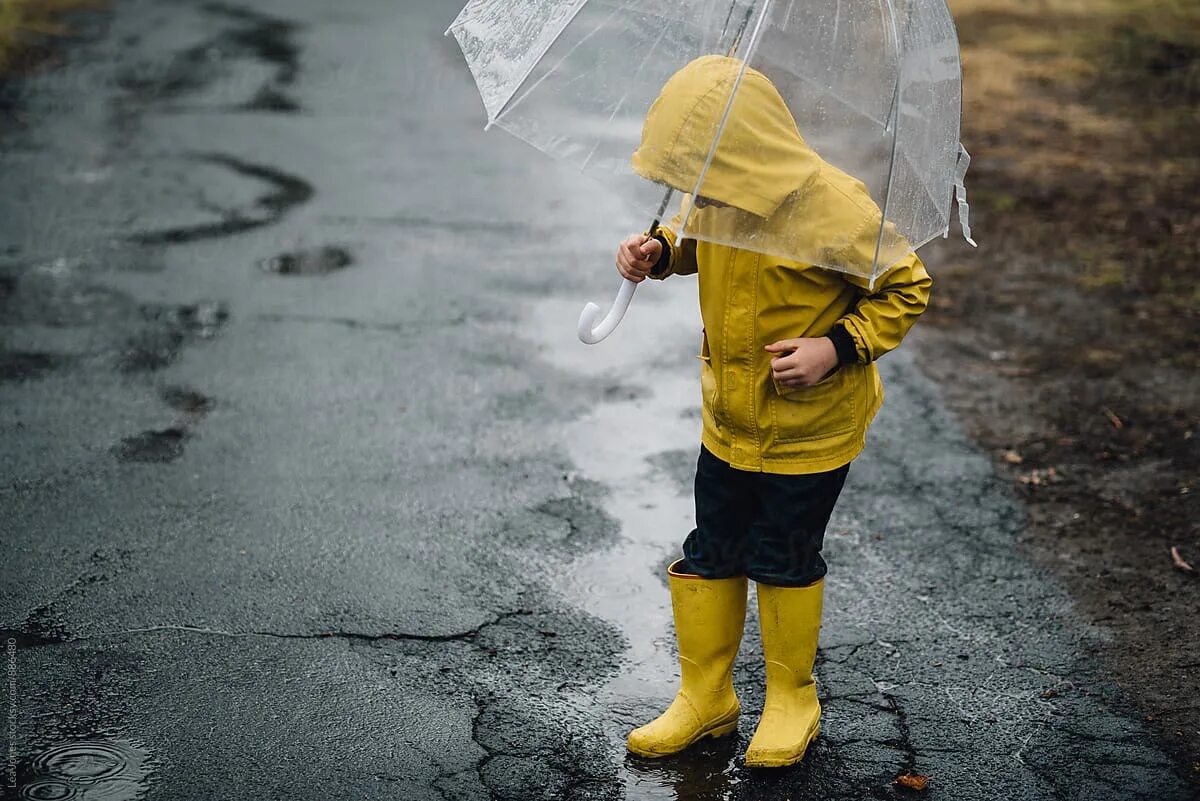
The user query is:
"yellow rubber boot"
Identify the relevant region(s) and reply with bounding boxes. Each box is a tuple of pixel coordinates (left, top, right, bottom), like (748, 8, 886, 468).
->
(626, 559, 748, 758)
(743, 578, 824, 768)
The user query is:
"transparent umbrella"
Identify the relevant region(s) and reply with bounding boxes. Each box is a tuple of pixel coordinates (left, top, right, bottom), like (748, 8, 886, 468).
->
(447, 0, 976, 344)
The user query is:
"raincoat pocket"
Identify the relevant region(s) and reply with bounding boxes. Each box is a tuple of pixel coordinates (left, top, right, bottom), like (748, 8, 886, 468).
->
(769, 366, 856, 443)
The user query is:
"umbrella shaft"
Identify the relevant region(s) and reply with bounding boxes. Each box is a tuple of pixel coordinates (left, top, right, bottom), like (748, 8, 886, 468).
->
(649, 186, 674, 235)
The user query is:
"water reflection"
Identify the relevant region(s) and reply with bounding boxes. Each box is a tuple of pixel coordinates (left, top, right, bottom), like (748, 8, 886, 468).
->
(625, 734, 741, 801)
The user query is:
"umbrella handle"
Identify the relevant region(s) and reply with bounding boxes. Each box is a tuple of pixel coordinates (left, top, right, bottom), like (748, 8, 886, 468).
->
(577, 278, 638, 344)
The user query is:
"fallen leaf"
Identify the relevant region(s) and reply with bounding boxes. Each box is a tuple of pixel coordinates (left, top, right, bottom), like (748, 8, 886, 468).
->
(1171, 546, 1196, 575)
(894, 772, 929, 791)
(1102, 407, 1124, 430)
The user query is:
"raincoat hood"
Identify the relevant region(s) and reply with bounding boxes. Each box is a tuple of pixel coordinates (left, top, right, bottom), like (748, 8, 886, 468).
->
(631, 55, 822, 219)
(632, 55, 913, 276)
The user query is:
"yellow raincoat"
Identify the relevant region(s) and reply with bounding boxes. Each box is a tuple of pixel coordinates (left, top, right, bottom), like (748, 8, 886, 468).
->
(632, 55, 933, 474)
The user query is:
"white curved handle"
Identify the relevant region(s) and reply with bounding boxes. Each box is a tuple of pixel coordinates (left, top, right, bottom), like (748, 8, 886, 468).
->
(577, 278, 638, 344)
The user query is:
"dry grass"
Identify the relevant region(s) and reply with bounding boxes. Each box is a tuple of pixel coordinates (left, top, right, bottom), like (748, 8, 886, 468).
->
(0, 0, 100, 75)
(948, 0, 1200, 318)
(925, 0, 1200, 777)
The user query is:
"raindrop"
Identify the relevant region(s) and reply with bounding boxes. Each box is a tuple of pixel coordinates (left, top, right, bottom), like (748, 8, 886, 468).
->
(17, 778, 76, 800)
(32, 742, 127, 782)
(18, 739, 156, 801)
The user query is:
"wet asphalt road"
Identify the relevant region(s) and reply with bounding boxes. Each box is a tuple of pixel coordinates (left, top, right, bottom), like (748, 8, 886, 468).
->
(0, 2, 1195, 800)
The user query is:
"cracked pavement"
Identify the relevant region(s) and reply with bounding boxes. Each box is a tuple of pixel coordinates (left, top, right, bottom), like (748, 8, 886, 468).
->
(0, 1, 1195, 799)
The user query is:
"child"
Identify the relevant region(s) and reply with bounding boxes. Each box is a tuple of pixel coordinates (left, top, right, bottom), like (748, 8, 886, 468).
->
(615, 55, 932, 768)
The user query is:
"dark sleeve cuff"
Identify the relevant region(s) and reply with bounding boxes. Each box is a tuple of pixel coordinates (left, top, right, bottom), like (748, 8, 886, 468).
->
(648, 234, 672, 278)
(826, 324, 858, 366)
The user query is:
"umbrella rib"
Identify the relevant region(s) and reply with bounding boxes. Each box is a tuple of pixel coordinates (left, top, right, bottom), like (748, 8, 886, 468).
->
(488, 0, 591, 126)
(720, 1, 737, 39)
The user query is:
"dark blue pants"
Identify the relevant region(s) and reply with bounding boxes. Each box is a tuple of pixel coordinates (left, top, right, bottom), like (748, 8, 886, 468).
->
(679, 445, 850, 587)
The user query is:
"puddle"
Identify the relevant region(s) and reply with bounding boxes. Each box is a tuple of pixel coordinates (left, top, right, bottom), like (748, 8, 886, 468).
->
(0, 258, 136, 328)
(115, 43, 215, 102)
(159, 385, 214, 416)
(129, 155, 312, 246)
(0, 607, 69, 648)
(517, 285, 928, 797)
(258, 245, 353, 276)
(118, 301, 228, 373)
(116, 328, 185, 373)
(10, 739, 157, 801)
(116, 1, 301, 114)
(0, 350, 68, 383)
(110, 386, 213, 463)
(0, 630, 66, 649)
(111, 427, 189, 463)
(206, 2, 300, 85)
(242, 86, 300, 113)
(523, 282, 751, 798)
(138, 301, 228, 337)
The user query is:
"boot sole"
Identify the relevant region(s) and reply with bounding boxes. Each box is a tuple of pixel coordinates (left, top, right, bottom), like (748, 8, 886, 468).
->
(743, 722, 820, 768)
(626, 715, 740, 759)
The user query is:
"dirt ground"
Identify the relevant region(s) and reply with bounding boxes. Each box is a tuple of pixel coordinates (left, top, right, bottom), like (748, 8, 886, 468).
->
(919, 0, 1200, 781)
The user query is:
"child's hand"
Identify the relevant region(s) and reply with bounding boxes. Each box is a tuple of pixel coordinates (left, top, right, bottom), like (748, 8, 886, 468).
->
(764, 337, 839, 388)
(616, 234, 663, 283)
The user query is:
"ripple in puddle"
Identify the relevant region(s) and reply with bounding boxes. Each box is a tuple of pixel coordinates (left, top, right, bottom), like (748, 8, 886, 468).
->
(16, 739, 156, 801)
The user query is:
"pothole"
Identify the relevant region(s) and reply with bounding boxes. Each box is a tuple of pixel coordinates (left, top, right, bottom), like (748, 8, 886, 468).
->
(0, 350, 70, 382)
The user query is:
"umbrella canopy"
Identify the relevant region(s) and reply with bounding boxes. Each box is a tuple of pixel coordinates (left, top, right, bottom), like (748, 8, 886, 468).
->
(448, 0, 975, 285)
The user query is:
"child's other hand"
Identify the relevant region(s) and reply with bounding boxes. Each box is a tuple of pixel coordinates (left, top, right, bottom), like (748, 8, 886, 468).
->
(764, 337, 838, 388)
(616, 234, 662, 283)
